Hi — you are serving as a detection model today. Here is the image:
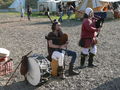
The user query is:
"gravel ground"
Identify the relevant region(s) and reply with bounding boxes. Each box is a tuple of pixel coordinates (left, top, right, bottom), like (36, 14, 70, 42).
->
(0, 14, 120, 90)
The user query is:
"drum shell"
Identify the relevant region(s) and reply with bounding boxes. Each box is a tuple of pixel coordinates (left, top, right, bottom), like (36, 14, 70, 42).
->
(26, 54, 50, 86)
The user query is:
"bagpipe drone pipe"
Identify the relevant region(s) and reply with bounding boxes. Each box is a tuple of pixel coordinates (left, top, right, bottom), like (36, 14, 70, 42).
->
(94, 12, 106, 36)
(94, 14, 105, 28)
(70, 6, 105, 29)
(93, 14, 105, 37)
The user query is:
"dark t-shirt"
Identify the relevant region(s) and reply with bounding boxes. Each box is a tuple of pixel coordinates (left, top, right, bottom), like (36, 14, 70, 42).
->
(46, 31, 63, 61)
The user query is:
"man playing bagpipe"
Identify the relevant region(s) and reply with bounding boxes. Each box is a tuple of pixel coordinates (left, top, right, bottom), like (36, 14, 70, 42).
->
(46, 20, 78, 79)
(79, 8, 102, 68)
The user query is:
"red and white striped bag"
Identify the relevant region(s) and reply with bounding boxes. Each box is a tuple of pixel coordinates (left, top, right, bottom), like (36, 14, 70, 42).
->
(0, 60, 13, 76)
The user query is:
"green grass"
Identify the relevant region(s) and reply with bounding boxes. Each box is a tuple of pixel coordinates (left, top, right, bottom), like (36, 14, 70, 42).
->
(0, 12, 25, 14)
(0, 12, 76, 20)
(31, 12, 76, 20)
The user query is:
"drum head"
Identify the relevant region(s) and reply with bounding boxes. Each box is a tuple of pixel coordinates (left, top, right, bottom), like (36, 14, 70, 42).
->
(26, 58, 41, 86)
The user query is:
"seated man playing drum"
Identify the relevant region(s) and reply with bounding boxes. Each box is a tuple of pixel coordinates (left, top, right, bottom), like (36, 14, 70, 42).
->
(46, 20, 78, 79)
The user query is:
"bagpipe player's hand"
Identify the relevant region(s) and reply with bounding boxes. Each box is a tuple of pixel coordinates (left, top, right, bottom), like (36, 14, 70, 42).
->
(97, 28, 101, 32)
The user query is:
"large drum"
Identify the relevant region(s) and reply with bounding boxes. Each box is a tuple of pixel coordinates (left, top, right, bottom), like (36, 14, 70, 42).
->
(26, 54, 50, 86)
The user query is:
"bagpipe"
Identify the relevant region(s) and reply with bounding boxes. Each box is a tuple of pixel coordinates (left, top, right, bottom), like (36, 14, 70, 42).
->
(93, 15, 104, 28)
(46, 12, 68, 45)
(70, 6, 105, 47)
(93, 15, 104, 37)
(45, 33, 68, 46)
(70, 6, 104, 29)
(46, 12, 54, 24)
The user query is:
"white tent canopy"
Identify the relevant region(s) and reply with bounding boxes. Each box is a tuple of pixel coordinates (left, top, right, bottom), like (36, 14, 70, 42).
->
(80, 0, 102, 11)
(38, 0, 79, 12)
(100, 0, 120, 2)
(38, 0, 61, 12)
(38, 0, 54, 2)
(9, 0, 25, 12)
(61, 0, 77, 2)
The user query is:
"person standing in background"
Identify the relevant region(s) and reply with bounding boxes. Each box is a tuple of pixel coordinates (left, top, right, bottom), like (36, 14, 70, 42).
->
(27, 5, 32, 21)
(20, 7, 25, 21)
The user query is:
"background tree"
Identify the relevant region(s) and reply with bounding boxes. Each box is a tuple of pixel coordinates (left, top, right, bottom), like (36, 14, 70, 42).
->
(0, 0, 37, 9)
